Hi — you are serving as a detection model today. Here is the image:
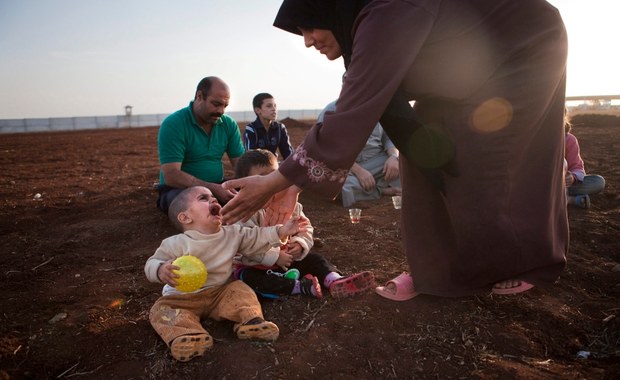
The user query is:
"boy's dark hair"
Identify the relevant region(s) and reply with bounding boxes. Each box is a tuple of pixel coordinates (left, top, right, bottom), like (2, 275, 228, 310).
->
(252, 93, 273, 113)
(235, 149, 277, 178)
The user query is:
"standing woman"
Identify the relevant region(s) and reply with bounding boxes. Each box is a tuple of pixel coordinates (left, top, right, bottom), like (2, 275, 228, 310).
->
(222, 0, 568, 298)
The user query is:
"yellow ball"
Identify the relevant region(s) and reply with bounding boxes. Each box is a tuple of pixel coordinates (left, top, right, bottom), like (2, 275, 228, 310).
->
(172, 255, 208, 292)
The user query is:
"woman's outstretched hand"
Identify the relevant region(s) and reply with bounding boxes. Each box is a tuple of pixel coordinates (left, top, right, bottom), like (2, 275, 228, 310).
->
(221, 170, 295, 225)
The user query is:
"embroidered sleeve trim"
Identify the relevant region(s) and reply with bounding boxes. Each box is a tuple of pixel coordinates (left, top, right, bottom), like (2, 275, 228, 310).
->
(292, 145, 348, 183)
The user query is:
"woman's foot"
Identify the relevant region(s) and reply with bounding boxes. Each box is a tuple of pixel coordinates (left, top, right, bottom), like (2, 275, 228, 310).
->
(375, 272, 418, 301)
(492, 280, 534, 295)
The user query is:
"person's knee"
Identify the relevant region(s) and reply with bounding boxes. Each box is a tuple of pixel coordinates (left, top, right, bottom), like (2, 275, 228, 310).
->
(229, 278, 258, 294)
(582, 175, 606, 195)
(156, 196, 169, 214)
(157, 187, 183, 213)
(303, 252, 325, 265)
(591, 175, 606, 193)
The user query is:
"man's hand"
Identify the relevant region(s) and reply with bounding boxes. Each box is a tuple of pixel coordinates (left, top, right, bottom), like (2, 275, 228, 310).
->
(160, 163, 237, 203)
(351, 164, 376, 192)
(383, 155, 400, 182)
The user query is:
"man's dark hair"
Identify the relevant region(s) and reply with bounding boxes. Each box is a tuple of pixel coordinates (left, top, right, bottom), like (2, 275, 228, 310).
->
(235, 149, 277, 178)
(252, 93, 273, 112)
(195, 76, 217, 99)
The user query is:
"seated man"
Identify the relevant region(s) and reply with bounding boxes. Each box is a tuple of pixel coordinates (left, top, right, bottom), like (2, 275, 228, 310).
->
(318, 100, 401, 207)
(156, 76, 245, 213)
(243, 93, 294, 160)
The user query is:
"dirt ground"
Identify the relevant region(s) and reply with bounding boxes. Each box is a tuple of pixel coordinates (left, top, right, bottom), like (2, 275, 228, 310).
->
(0, 114, 618, 379)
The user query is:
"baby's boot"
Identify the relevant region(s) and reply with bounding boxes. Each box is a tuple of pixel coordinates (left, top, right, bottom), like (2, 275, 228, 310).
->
(170, 333, 213, 362)
(236, 317, 280, 341)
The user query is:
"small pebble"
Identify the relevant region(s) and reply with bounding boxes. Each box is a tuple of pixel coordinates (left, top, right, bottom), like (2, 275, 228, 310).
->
(48, 312, 67, 324)
(576, 350, 590, 359)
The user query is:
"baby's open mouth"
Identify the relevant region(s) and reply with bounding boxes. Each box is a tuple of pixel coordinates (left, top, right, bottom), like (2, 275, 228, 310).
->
(209, 203, 222, 216)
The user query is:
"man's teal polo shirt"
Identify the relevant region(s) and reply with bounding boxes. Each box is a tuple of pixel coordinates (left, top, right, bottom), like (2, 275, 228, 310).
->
(158, 101, 245, 184)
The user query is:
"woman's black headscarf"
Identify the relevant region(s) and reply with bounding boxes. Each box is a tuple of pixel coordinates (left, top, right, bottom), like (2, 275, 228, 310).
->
(273, 0, 370, 69)
(273, 0, 457, 191)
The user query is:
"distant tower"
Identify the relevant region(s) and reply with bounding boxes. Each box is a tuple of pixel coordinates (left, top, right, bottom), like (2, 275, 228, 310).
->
(125, 105, 133, 127)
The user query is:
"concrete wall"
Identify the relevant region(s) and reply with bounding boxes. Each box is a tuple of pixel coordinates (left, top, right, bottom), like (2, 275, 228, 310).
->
(4, 99, 618, 135)
(0, 109, 322, 134)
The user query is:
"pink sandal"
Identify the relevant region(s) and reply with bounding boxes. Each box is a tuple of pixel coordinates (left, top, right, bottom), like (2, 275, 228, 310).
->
(492, 280, 534, 295)
(375, 272, 419, 301)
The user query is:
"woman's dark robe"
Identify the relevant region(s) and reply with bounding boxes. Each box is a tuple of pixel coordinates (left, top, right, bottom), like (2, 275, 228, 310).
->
(278, 0, 569, 296)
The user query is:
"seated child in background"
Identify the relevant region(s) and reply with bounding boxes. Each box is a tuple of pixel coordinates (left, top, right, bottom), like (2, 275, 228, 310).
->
(232, 149, 375, 299)
(564, 117, 605, 209)
(144, 186, 307, 362)
(318, 98, 401, 208)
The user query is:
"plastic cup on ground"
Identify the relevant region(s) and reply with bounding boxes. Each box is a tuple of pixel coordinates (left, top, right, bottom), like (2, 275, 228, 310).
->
(349, 208, 362, 224)
(392, 196, 402, 209)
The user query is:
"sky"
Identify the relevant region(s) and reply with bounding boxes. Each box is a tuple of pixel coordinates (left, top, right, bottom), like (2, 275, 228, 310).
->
(0, 0, 618, 119)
